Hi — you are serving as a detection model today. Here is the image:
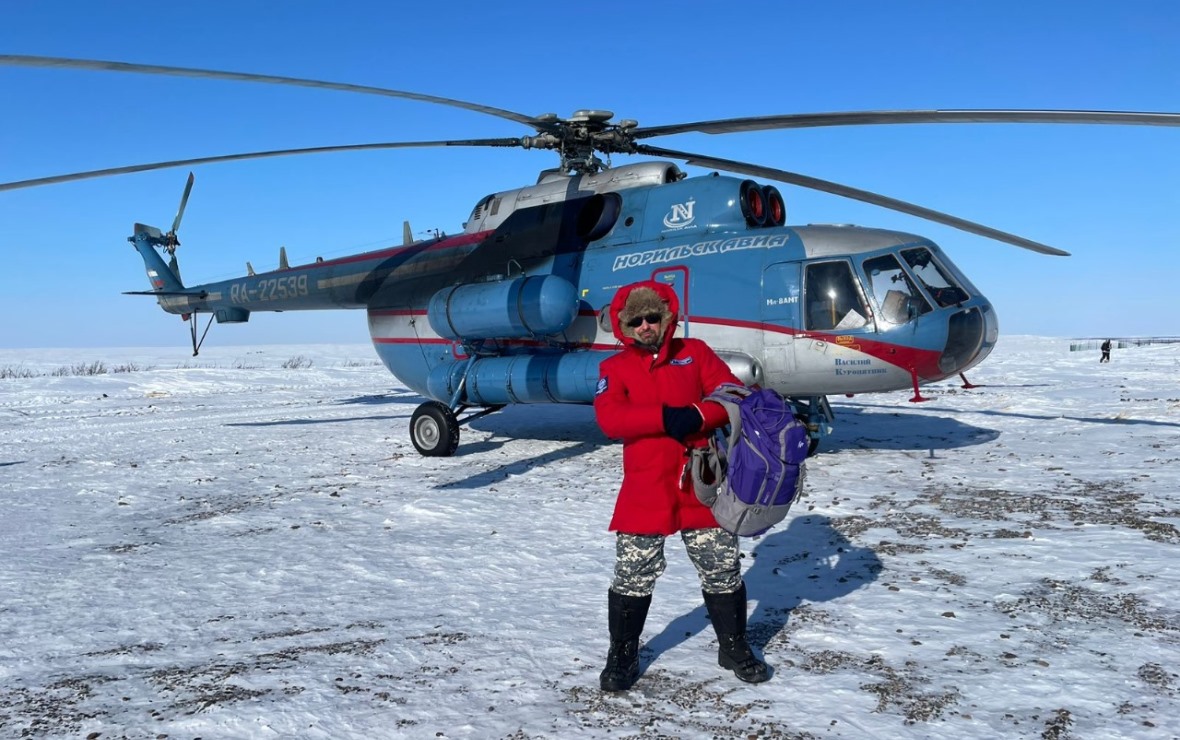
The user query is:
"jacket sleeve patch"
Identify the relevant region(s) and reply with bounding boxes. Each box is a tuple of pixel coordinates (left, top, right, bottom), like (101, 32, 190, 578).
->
(596, 376, 609, 396)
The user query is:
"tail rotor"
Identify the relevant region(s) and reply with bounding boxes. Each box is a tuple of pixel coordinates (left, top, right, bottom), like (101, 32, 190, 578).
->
(127, 172, 199, 295)
(164, 171, 194, 280)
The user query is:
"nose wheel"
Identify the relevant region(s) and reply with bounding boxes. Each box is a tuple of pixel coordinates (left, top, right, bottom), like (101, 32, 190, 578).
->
(410, 401, 461, 457)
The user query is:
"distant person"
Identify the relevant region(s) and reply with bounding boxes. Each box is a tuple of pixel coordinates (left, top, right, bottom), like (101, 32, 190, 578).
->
(593, 280, 770, 692)
(1101, 339, 1112, 363)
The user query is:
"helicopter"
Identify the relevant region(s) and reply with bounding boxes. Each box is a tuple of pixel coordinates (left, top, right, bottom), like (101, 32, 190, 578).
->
(3, 55, 1177, 457)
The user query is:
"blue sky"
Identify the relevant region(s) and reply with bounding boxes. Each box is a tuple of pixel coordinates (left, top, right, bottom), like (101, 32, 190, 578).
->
(1, 1, 1177, 348)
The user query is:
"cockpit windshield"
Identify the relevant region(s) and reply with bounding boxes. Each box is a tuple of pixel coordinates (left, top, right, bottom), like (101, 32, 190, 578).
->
(901, 247, 970, 308)
(863, 254, 930, 326)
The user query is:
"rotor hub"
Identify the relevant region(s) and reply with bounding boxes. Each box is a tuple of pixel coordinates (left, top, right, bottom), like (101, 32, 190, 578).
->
(520, 110, 641, 175)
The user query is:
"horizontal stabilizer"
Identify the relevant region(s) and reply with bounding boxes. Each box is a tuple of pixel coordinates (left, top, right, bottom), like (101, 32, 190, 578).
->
(133, 222, 165, 240)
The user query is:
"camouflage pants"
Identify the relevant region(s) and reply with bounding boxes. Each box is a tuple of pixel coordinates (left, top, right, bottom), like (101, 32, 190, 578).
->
(611, 528, 742, 597)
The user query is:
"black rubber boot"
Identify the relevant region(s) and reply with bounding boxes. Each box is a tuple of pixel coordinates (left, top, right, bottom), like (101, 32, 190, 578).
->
(599, 590, 652, 692)
(703, 582, 770, 683)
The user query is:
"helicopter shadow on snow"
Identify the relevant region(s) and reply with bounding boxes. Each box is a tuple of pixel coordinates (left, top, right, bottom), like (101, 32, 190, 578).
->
(224, 392, 428, 428)
(458, 401, 1004, 459)
(431, 439, 603, 490)
(434, 406, 608, 489)
(430, 403, 1000, 491)
(449, 405, 605, 454)
(840, 399, 1180, 432)
(640, 515, 881, 677)
(224, 389, 1010, 464)
(333, 391, 426, 406)
(226, 411, 411, 427)
(812, 403, 1001, 453)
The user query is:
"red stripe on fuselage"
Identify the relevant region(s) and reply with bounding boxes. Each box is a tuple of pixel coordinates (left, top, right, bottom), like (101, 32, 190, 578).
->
(689, 315, 945, 377)
(372, 336, 615, 351)
(371, 309, 949, 379)
(372, 337, 452, 345)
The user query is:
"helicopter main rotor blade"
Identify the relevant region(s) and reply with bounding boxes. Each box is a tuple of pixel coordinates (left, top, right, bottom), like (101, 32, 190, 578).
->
(0, 138, 523, 192)
(0, 54, 544, 129)
(636, 144, 1070, 256)
(633, 109, 1180, 138)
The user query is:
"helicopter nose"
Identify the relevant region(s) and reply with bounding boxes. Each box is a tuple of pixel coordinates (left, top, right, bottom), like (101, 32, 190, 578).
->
(938, 304, 997, 376)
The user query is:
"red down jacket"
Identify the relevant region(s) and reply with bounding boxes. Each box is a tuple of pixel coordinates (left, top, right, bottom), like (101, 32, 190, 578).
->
(594, 281, 740, 535)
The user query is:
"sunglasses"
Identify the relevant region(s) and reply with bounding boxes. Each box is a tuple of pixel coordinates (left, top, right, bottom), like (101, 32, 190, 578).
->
(625, 312, 664, 328)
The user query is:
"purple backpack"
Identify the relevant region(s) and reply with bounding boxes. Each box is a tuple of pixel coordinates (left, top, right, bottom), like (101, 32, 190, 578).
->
(690, 383, 808, 537)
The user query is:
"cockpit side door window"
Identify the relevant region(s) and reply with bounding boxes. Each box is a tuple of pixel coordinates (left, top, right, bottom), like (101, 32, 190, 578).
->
(804, 260, 871, 331)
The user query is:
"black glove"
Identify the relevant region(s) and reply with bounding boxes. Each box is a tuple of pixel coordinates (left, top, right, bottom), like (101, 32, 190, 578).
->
(662, 405, 703, 442)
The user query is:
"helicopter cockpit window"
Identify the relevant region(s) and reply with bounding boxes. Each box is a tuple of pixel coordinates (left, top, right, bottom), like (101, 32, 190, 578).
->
(804, 261, 870, 332)
(901, 247, 970, 308)
(863, 254, 930, 326)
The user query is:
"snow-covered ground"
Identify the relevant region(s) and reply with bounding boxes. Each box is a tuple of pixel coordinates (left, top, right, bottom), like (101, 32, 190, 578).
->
(1, 337, 1177, 739)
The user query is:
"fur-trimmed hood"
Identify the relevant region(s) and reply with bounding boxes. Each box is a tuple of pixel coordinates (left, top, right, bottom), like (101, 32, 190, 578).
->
(608, 280, 680, 350)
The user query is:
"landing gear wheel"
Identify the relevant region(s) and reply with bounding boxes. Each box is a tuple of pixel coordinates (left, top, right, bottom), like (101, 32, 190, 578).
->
(807, 437, 820, 457)
(410, 401, 460, 457)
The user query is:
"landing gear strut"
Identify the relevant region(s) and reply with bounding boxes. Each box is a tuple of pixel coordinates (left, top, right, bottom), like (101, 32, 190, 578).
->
(787, 394, 831, 457)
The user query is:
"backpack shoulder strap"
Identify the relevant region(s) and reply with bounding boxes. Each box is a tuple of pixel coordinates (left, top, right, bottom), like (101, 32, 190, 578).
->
(706, 382, 749, 451)
(689, 442, 723, 506)
(690, 383, 748, 507)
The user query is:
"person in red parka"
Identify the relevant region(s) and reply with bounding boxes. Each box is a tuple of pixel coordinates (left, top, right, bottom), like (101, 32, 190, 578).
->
(593, 280, 770, 691)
